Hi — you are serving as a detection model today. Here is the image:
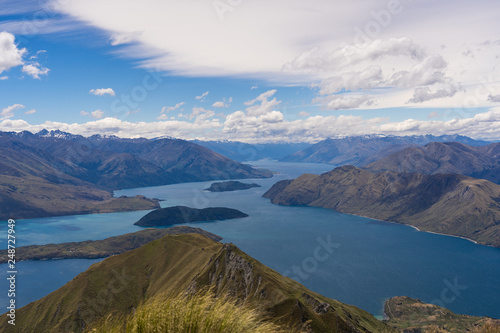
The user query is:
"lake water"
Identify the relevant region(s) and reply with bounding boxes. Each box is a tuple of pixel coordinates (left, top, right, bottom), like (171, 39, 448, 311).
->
(1, 160, 499, 319)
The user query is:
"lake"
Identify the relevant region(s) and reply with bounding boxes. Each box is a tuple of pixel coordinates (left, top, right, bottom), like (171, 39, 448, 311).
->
(1, 160, 499, 319)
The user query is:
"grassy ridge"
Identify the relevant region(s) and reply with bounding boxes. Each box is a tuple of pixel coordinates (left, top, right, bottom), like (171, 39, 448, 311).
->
(0, 226, 222, 263)
(0, 233, 393, 333)
(87, 289, 289, 333)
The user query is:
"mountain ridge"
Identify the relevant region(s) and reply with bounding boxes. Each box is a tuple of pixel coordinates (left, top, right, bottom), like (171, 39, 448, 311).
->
(0, 233, 392, 332)
(281, 135, 492, 166)
(0, 130, 271, 219)
(264, 166, 500, 247)
(365, 141, 500, 184)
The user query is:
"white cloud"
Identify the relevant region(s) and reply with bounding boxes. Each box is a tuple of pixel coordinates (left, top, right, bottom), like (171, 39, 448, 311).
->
(80, 110, 89, 116)
(91, 110, 104, 119)
(388, 55, 448, 88)
(284, 38, 426, 72)
(89, 88, 115, 96)
(314, 94, 375, 110)
(316, 67, 383, 95)
(39, 0, 500, 111)
(24, 109, 36, 115)
(22, 63, 49, 79)
(110, 31, 142, 46)
(161, 102, 184, 113)
(212, 97, 232, 108)
(212, 101, 226, 108)
(244, 90, 281, 116)
(189, 107, 216, 123)
(408, 84, 460, 103)
(0, 32, 26, 74)
(2, 107, 500, 142)
(0, 31, 49, 79)
(1, 104, 24, 120)
(298, 111, 310, 117)
(195, 91, 209, 101)
(0, 76, 8, 80)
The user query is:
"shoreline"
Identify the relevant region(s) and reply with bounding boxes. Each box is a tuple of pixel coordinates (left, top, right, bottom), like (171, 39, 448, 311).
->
(334, 211, 483, 247)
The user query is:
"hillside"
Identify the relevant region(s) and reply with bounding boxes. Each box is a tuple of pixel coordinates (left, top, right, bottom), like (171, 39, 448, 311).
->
(0, 233, 392, 332)
(365, 141, 500, 184)
(384, 296, 500, 332)
(263, 166, 500, 247)
(281, 135, 490, 166)
(12, 130, 273, 189)
(134, 206, 248, 227)
(0, 167, 159, 220)
(0, 130, 271, 219)
(0, 226, 221, 263)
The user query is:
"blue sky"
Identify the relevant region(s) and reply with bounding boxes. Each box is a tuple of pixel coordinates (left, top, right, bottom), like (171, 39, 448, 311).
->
(1, 0, 500, 142)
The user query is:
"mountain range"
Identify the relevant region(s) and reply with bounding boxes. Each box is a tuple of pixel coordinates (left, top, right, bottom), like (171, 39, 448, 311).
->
(365, 141, 500, 184)
(264, 165, 500, 247)
(281, 135, 491, 166)
(192, 140, 311, 162)
(12, 130, 272, 189)
(0, 130, 271, 219)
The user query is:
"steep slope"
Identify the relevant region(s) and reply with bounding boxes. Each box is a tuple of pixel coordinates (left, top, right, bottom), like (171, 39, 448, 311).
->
(281, 135, 490, 166)
(365, 142, 500, 184)
(0, 135, 159, 220)
(385, 296, 500, 332)
(93, 137, 273, 183)
(1, 233, 392, 333)
(0, 130, 272, 218)
(14, 130, 272, 189)
(264, 166, 500, 247)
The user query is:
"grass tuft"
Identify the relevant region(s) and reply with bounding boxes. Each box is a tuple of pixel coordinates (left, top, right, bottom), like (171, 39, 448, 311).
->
(87, 288, 289, 333)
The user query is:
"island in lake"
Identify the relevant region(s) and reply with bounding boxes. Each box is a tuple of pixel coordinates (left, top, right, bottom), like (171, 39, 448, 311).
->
(205, 180, 261, 192)
(134, 206, 249, 227)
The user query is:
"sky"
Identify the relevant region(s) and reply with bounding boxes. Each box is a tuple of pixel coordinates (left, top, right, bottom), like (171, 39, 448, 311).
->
(1, 0, 500, 143)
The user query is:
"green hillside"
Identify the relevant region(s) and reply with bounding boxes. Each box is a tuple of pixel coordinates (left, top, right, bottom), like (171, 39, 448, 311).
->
(0, 233, 392, 333)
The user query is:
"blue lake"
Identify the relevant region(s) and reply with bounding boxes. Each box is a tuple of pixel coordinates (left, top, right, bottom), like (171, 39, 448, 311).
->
(1, 160, 499, 319)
